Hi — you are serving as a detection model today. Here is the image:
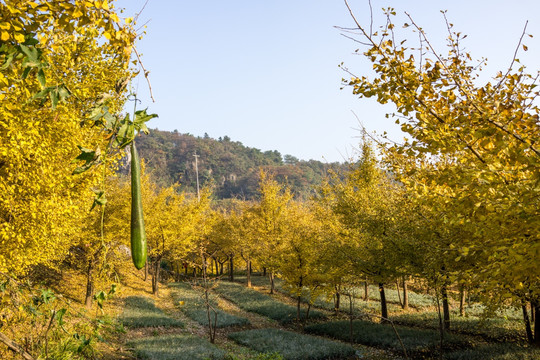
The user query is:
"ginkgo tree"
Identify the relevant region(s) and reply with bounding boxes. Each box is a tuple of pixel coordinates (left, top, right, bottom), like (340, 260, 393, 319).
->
(250, 170, 293, 293)
(0, 0, 157, 356)
(322, 140, 404, 319)
(0, 0, 137, 277)
(342, 2, 540, 344)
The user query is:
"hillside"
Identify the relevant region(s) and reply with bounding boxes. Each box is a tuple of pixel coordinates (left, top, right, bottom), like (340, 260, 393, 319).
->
(132, 129, 346, 199)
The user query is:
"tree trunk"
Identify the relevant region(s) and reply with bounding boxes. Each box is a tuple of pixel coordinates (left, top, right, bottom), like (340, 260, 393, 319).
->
(379, 283, 388, 319)
(269, 271, 275, 294)
(229, 256, 234, 281)
(532, 301, 536, 323)
(402, 277, 409, 310)
(396, 280, 403, 307)
(303, 303, 312, 329)
(335, 291, 341, 314)
(246, 258, 251, 287)
(144, 259, 148, 281)
(348, 293, 354, 344)
(152, 256, 162, 295)
(364, 278, 369, 301)
(84, 259, 94, 308)
(296, 276, 303, 321)
(523, 303, 534, 343)
(459, 285, 466, 317)
(436, 292, 445, 355)
(533, 302, 540, 347)
(441, 283, 450, 331)
(263, 267, 266, 277)
(219, 261, 224, 275)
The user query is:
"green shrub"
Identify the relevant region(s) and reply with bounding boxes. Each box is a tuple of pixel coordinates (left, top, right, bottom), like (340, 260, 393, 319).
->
(169, 282, 248, 328)
(229, 328, 355, 360)
(120, 296, 184, 328)
(215, 282, 324, 324)
(129, 334, 226, 360)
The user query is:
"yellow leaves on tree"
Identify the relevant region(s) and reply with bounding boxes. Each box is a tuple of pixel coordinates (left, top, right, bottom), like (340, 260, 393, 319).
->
(0, 0, 137, 277)
(342, 7, 539, 311)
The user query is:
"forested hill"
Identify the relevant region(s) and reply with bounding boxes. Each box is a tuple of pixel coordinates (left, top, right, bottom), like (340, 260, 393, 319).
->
(132, 129, 346, 199)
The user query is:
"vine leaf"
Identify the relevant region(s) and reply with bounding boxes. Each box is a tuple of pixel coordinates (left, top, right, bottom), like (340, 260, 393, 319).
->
(90, 189, 107, 211)
(72, 146, 101, 175)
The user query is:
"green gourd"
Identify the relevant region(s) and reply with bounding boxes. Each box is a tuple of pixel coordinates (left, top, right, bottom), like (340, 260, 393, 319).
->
(130, 141, 147, 269)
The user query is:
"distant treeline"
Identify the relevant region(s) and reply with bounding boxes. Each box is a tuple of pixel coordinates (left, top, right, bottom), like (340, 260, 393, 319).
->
(130, 129, 346, 199)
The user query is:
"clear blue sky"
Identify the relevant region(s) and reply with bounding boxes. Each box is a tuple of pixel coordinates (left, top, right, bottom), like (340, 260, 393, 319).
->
(114, 0, 540, 162)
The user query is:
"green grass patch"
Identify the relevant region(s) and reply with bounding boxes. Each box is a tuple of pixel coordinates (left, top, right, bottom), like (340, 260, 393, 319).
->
(234, 275, 402, 316)
(305, 319, 473, 357)
(445, 343, 540, 360)
(215, 281, 325, 324)
(236, 276, 405, 315)
(307, 291, 403, 316)
(129, 334, 226, 360)
(360, 284, 434, 309)
(169, 282, 249, 328)
(120, 296, 184, 328)
(236, 275, 434, 310)
(234, 275, 284, 290)
(451, 303, 522, 321)
(391, 311, 525, 342)
(229, 328, 356, 360)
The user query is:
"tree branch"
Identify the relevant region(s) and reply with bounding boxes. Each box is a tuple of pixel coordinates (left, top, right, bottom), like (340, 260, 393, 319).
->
(133, 47, 155, 102)
(0, 333, 36, 360)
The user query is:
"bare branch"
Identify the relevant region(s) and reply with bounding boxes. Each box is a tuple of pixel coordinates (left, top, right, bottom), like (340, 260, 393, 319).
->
(339, 33, 371, 46)
(368, 0, 373, 37)
(133, 0, 150, 23)
(132, 47, 156, 102)
(495, 21, 528, 91)
(0, 332, 36, 360)
(350, 110, 385, 147)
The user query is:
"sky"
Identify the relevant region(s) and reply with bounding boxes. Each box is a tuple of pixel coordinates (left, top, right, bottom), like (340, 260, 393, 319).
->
(114, 0, 540, 163)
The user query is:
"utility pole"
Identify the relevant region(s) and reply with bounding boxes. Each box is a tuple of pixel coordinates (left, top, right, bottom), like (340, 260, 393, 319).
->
(194, 153, 200, 202)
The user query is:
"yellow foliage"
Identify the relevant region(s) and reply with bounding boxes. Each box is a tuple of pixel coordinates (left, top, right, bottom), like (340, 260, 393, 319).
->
(0, 0, 136, 277)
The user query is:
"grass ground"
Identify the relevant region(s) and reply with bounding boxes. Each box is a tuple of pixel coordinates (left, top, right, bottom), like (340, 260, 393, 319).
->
(305, 319, 473, 357)
(390, 310, 524, 343)
(128, 334, 226, 360)
(237, 275, 527, 343)
(233, 275, 433, 310)
(215, 281, 326, 324)
(108, 276, 397, 360)
(65, 269, 529, 360)
(229, 328, 356, 360)
(169, 282, 249, 328)
(304, 320, 540, 360)
(120, 295, 185, 328)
